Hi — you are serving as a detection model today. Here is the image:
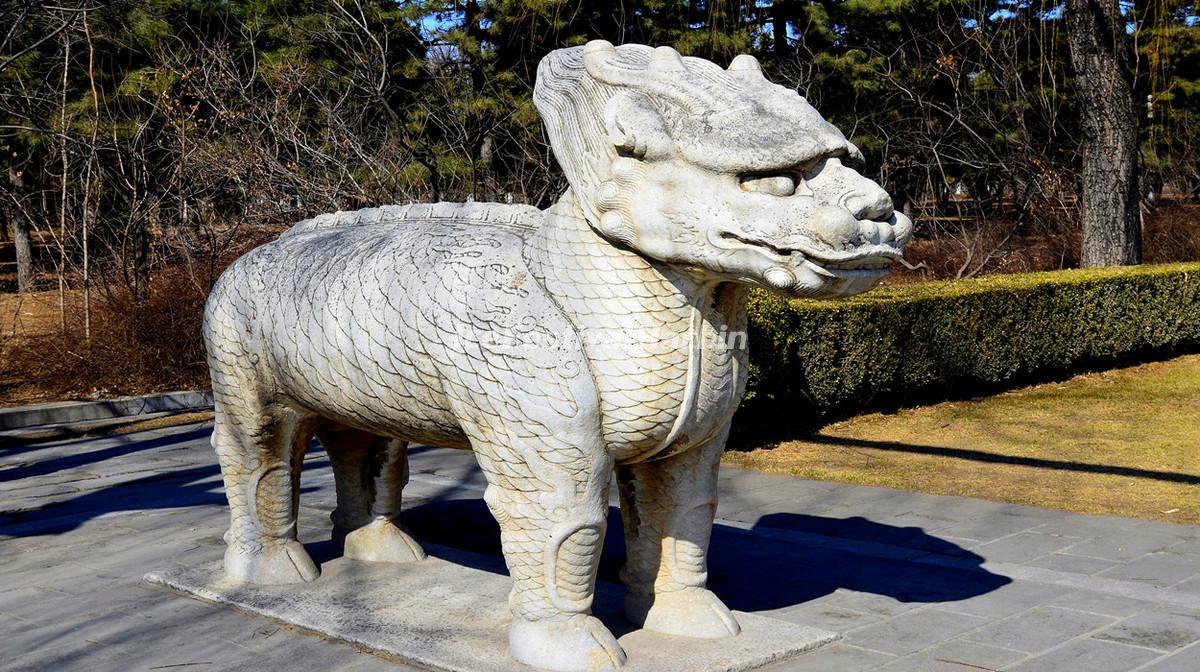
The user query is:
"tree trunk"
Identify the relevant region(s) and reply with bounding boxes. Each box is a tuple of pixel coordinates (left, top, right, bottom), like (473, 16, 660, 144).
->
(10, 209, 33, 293)
(1065, 0, 1142, 266)
(6, 168, 33, 293)
(772, 1, 789, 56)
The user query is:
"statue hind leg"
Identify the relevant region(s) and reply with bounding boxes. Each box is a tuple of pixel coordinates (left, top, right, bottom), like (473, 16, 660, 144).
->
(210, 382, 320, 585)
(617, 423, 740, 638)
(317, 426, 425, 563)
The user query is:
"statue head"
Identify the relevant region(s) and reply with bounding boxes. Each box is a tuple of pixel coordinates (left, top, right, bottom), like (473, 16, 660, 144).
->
(533, 41, 912, 297)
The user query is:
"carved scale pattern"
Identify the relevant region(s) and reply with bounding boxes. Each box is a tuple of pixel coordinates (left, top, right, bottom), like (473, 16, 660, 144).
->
(526, 195, 695, 462)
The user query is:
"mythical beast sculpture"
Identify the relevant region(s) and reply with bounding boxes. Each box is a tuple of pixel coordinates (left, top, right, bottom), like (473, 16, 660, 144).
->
(203, 40, 911, 672)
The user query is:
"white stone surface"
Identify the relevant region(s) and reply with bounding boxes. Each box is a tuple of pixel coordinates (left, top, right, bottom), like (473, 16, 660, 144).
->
(145, 545, 839, 672)
(202, 40, 909, 671)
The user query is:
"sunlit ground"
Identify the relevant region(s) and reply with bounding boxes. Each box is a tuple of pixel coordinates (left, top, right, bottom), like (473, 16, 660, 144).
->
(726, 354, 1200, 524)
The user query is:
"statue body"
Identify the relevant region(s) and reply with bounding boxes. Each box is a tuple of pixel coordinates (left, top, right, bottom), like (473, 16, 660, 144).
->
(203, 41, 910, 672)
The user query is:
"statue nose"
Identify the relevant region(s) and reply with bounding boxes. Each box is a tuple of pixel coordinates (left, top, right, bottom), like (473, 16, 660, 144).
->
(843, 189, 894, 222)
(810, 203, 908, 249)
(810, 206, 862, 249)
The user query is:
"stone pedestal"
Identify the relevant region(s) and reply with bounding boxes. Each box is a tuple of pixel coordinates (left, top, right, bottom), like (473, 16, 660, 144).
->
(146, 543, 837, 672)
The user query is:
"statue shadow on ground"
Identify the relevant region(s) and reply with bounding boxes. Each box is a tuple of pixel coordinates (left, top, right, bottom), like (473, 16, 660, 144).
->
(0, 426, 215, 483)
(4, 428, 1007, 616)
(0, 459, 326, 538)
(377, 497, 1010, 618)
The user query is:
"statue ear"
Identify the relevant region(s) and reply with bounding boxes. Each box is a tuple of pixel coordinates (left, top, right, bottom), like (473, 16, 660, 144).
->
(603, 91, 672, 161)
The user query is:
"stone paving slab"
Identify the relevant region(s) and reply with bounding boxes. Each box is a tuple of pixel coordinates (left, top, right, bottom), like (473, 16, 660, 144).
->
(7, 420, 1200, 671)
(147, 549, 837, 672)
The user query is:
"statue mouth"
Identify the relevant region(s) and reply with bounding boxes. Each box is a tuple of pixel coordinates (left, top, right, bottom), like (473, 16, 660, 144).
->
(803, 248, 900, 276)
(716, 229, 902, 278)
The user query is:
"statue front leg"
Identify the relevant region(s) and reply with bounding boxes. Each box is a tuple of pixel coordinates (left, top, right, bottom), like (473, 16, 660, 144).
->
(618, 423, 740, 638)
(473, 436, 626, 672)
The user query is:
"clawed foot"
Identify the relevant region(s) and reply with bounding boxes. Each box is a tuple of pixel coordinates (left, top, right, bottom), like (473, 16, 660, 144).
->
(625, 587, 740, 639)
(341, 518, 426, 564)
(224, 539, 319, 585)
(509, 614, 626, 672)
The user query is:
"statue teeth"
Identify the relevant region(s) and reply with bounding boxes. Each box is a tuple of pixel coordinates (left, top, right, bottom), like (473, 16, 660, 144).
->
(802, 259, 837, 278)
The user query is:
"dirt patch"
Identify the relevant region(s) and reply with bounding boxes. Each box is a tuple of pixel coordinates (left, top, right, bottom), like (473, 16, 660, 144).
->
(0, 289, 71, 340)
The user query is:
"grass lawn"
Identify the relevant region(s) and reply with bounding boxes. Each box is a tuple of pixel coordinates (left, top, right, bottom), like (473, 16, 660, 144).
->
(725, 354, 1200, 525)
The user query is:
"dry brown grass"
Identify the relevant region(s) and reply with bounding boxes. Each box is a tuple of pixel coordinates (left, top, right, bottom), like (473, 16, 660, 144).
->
(0, 289, 69, 340)
(1145, 203, 1200, 265)
(0, 226, 284, 406)
(725, 354, 1200, 524)
(0, 271, 212, 405)
(884, 201, 1200, 285)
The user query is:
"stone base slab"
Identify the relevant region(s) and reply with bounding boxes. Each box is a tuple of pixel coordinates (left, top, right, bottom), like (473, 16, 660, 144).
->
(145, 544, 837, 672)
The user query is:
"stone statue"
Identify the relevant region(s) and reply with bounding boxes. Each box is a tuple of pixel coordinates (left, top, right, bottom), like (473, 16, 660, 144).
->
(203, 40, 911, 672)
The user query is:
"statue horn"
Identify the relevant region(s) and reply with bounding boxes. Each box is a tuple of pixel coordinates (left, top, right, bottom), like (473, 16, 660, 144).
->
(650, 45, 685, 72)
(584, 39, 615, 55)
(583, 39, 617, 78)
(727, 54, 763, 78)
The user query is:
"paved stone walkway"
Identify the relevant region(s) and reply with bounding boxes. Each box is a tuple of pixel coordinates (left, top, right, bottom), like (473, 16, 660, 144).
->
(3, 420, 1200, 671)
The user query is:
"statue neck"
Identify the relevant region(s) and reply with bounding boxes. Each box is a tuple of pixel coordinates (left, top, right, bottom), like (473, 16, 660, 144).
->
(525, 190, 750, 460)
(526, 190, 706, 312)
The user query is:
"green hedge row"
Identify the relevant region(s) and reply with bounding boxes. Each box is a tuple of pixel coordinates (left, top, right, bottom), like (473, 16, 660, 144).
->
(741, 262, 1200, 429)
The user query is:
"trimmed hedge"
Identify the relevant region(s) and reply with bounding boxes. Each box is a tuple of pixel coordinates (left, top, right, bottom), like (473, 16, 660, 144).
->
(741, 262, 1200, 429)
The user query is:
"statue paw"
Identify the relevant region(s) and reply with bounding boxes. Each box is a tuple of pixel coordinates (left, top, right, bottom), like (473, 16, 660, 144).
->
(224, 539, 319, 585)
(509, 614, 626, 672)
(625, 588, 741, 639)
(341, 518, 426, 564)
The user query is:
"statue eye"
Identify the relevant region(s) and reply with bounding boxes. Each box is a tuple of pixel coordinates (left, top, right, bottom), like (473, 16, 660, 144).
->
(739, 173, 799, 197)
